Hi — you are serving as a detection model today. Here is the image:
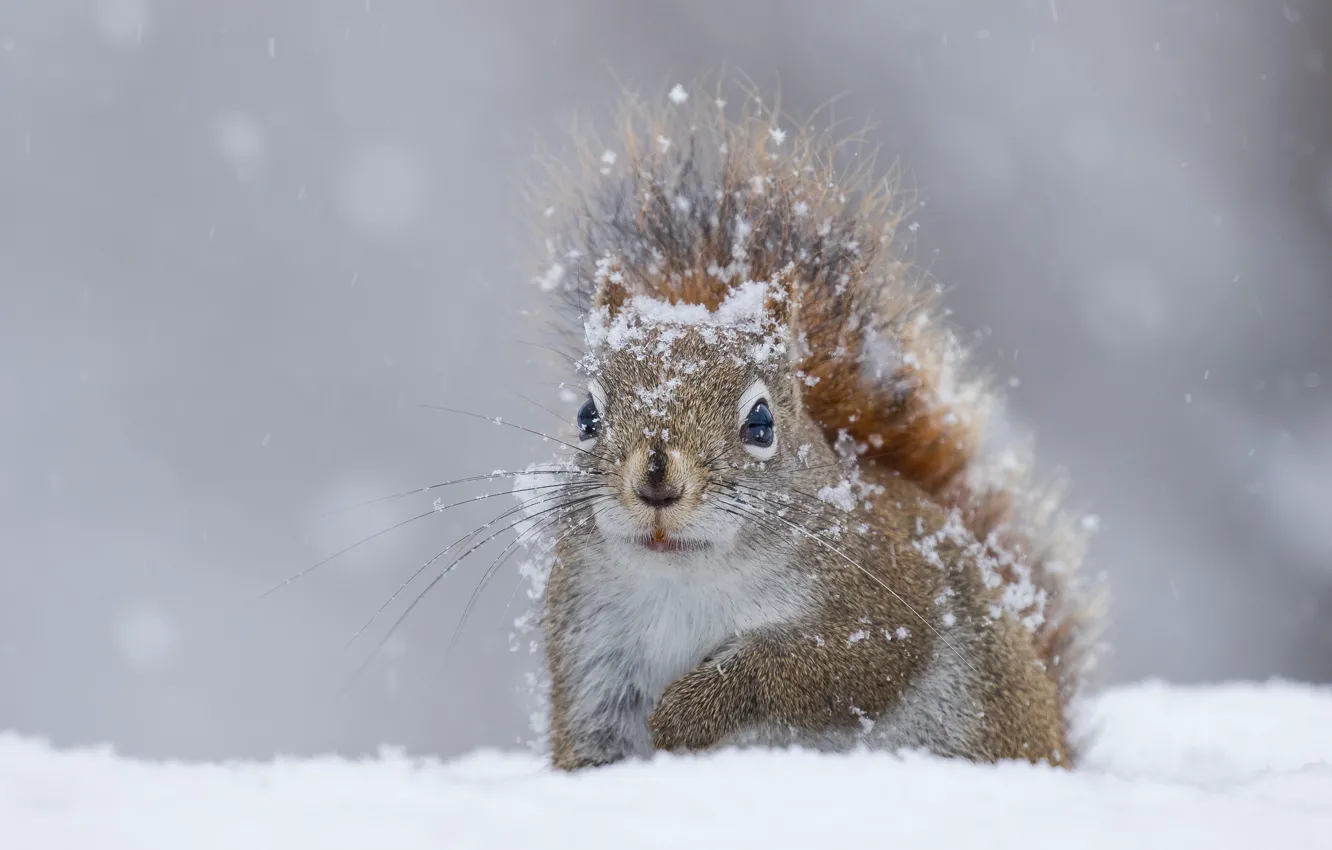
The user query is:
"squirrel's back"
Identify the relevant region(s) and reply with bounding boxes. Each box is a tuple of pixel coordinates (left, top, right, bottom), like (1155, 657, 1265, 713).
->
(529, 77, 1105, 754)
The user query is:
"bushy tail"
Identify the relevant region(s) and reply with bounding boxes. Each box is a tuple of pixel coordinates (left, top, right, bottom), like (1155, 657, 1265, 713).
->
(526, 75, 1106, 746)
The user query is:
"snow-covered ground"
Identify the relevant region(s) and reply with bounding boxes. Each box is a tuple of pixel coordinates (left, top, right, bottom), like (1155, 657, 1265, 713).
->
(2, 681, 1330, 849)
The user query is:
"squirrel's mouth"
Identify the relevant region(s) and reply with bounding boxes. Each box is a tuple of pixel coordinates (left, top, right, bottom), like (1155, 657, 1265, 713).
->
(634, 528, 712, 553)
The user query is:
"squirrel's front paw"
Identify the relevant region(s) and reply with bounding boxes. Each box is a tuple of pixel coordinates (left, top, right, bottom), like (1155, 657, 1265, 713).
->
(649, 641, 755, 753)
(648, 671, 724, 753)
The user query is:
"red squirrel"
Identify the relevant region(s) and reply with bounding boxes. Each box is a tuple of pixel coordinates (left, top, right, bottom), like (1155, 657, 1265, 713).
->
(520, 79, 1104, 770)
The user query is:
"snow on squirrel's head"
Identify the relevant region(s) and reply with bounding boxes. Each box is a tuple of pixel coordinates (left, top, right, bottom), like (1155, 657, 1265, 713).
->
(569, 257, 827, 555)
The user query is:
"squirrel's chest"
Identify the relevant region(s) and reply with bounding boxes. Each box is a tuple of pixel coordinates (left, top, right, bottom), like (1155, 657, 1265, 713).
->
(555, 543, 812, 708)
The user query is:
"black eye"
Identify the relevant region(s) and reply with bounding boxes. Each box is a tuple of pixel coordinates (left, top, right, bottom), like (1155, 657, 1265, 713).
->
(742, 400, 774, 448)
(577, 396, 601, 441)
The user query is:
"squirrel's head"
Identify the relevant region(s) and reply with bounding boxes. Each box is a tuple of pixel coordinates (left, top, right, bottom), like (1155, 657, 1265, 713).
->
(568, 264, 832, 557)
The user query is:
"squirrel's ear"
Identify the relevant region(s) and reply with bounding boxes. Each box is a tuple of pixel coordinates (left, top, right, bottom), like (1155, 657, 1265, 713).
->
(763, 263, 801, 331)
(593, 264, 631, 319)
(762, 264, 804, 369)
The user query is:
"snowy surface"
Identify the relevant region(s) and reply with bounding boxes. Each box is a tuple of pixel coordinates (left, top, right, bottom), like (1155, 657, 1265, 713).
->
(2, 681, 1330, 849)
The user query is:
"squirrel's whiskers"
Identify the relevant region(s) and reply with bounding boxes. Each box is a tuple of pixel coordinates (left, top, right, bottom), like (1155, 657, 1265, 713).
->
(341, 483, 614, 697)
(259, 404, 621, 699)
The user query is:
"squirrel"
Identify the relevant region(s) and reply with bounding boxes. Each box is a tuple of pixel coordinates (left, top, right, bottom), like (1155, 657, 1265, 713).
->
(519, 79, 1104, 771)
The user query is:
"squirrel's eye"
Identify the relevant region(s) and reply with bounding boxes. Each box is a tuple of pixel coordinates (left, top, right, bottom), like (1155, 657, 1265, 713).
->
(736, 380, 777, 461)
(577, 396, 601, 442)
(742, 401, 774, 449)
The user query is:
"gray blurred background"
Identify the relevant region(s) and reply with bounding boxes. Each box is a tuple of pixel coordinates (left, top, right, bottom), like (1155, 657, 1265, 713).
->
(1, 0, 1329, 761)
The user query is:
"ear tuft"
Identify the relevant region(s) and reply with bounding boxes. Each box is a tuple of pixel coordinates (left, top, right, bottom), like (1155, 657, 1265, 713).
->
(763, 262, 800, 331)
(593, 260, 631, 318)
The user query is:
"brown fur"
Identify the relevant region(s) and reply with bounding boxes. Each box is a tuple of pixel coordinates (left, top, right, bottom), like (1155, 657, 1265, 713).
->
(641, 479, 1071, 766)
(527, 75, 1105, 767)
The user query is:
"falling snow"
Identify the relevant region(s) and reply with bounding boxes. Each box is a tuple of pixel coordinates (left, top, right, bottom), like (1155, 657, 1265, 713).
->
(336, 145, 428, 233)
(213, 113, 268, 183)
(112, 603, 177, 674)
(94, 0, 150, 49)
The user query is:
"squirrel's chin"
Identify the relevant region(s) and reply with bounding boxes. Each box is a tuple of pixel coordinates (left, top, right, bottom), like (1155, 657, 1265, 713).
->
(631, 533, 713, 554)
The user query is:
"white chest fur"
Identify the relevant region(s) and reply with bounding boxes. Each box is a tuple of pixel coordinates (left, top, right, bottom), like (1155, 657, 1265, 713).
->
(556, 535, 813, 757)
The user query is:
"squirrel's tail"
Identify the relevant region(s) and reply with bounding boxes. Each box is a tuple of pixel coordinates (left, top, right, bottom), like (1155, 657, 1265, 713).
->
(812, 302, 1109, 746)
(527, 76, 1106, 751)
(773, 104, 1108, 754)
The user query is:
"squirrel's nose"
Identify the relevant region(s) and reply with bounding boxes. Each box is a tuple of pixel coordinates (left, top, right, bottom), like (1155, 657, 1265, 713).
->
(638, 446, 680, 507)
(636, 482, 683, 509)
